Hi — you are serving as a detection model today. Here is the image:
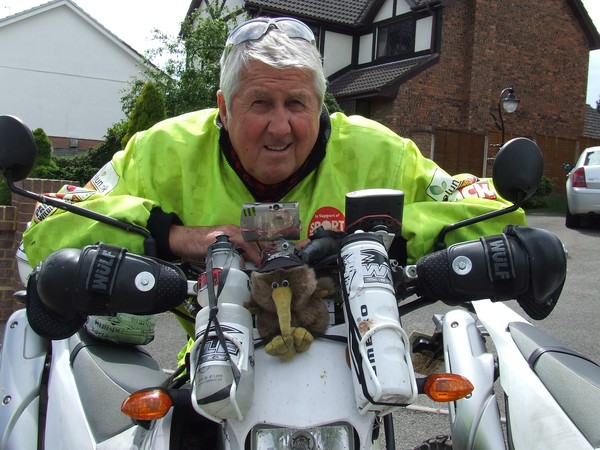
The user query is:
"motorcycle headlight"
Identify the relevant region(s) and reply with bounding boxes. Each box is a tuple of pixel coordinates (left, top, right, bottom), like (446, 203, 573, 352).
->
(251, 423, 354, 450)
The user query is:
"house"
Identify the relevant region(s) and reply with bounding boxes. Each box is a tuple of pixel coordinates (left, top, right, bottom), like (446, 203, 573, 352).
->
(187, 0, 600, 189)
(0, 0, 148, 154)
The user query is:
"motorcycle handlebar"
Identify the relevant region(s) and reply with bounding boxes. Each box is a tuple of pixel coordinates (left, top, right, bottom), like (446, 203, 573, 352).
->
(297, 227, 345, 266)
(27, 224, 567, 340)
(415, 226, 566, 318)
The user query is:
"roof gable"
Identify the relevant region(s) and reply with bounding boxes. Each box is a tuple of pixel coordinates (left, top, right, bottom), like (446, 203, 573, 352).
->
(569, 0, 600, 50)
(0, 0, 145, 61)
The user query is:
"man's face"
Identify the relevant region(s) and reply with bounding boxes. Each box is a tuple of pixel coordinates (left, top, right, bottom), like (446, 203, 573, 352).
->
(218, 60, 321, 185)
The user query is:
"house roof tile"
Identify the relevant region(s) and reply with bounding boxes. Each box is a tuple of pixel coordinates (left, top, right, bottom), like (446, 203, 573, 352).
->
(584, 104, 600, 138)
(244, 0, 380, 27)
(328, 54, 438, 98)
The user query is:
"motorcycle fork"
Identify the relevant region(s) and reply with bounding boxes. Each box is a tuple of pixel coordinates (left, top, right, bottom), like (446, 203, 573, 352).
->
(441, 308, 505, 450)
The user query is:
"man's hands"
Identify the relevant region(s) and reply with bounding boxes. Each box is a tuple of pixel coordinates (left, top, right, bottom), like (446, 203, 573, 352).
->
(168, 224, 262, 265)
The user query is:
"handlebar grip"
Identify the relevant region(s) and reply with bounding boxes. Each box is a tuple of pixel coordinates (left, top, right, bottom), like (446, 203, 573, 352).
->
(297, 227, 345, 265)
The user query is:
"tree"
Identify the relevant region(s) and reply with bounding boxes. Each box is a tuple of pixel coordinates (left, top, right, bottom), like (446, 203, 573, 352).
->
(325, 92, 343, 114)
(121, 81, 167, 148)
(121, 2, 342, 120)
(30, 128, 59, 179)
(121, 3, 238, 119)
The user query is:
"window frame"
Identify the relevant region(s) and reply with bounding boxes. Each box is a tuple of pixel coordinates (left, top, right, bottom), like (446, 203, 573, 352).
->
(375, 16, 417, 61)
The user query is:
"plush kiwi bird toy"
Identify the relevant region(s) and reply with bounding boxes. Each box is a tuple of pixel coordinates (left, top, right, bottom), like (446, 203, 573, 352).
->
(247, 253, 333, 360)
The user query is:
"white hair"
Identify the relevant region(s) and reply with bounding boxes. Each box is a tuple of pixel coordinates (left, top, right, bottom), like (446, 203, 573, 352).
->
(219, 29, 326, 110)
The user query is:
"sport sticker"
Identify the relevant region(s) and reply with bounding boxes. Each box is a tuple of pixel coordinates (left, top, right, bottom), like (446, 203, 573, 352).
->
(308, 206, 345, 237)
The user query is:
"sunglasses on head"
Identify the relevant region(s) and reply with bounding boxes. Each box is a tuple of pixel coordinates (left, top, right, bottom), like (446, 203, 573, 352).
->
(223, 17, 316, 62)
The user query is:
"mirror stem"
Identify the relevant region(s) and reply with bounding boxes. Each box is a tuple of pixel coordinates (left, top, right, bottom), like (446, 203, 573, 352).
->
(435, 194, 524, 251)
(6, 175, 157, 257)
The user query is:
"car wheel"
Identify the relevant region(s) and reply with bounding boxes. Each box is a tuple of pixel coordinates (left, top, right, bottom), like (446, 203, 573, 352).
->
(565, 209, 580, 228)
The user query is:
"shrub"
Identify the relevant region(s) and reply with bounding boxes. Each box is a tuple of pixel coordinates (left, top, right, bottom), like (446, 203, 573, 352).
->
(325, 91, 343, 114)
(121, 82, 166, 148)
(523, 176, 554, 209)
(31, 128, 60, 179)
(0, 179, 11, 205)
(0, 127, 61, 205)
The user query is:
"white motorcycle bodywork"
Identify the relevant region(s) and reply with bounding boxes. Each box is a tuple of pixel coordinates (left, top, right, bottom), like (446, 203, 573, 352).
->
(443, 300, 599, 450)
(0, 309, 387, 449)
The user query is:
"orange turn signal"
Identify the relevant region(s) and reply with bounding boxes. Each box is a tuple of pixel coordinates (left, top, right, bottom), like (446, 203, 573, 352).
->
(121, 388, 173, 420)
(423, 373, 474, 402)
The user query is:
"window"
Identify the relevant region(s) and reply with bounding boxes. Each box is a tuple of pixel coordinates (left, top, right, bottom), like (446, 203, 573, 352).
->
(376, 18, 415, 59)
(585, 150, 600, 166)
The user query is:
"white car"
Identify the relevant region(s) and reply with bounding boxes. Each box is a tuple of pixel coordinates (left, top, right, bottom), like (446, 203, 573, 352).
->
(565, 146, 600, 228)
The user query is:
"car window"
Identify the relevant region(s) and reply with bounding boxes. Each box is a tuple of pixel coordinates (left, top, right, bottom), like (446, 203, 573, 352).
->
(584, 150, 600, 166)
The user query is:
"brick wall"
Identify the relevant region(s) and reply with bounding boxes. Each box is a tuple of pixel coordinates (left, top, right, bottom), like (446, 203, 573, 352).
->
(0, 179, 75, 320)
(0, 206, 17, 320)
(369, 0, 592, 183)
(372, 0, 589, 135)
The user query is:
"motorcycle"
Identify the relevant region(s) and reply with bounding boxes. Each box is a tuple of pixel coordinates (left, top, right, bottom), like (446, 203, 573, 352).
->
(0, 114, 579, 449)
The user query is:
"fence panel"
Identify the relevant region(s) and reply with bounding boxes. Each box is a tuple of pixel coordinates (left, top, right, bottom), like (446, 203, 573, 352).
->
(433, 129, 485, 176)
(432, 130, 600, 195)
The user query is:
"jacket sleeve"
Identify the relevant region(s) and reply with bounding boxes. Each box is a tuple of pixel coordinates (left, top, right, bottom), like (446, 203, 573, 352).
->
(394, 138, 528, 262)
(22, 133, 172, 268)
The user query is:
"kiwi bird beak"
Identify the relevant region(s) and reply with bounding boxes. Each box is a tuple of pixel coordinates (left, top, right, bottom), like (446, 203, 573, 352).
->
(272, 286, 293, 337)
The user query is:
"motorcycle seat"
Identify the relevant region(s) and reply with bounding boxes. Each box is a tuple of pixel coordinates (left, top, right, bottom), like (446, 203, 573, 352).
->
(508, 321, 600, 447)
(68, 329, 169, 443)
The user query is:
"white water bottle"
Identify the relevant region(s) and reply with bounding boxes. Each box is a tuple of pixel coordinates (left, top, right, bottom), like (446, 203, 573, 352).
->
(340, 232, 417, 414)
(190, 236, 254, 421)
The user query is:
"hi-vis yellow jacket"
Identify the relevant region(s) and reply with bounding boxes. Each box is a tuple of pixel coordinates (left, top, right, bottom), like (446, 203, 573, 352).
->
(23, 108, 525, 270)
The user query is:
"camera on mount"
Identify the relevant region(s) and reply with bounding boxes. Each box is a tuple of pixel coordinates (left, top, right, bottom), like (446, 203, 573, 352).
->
(240, 202, 300, 254)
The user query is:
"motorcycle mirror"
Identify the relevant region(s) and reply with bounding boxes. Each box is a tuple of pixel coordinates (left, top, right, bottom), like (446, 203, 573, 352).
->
(0, 115, 37, 182)
(492, 137, 543, 203)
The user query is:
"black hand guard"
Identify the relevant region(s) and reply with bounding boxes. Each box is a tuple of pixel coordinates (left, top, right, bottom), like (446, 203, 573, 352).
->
(27, 243, 188, 339)
(416, 226, 566, 319)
